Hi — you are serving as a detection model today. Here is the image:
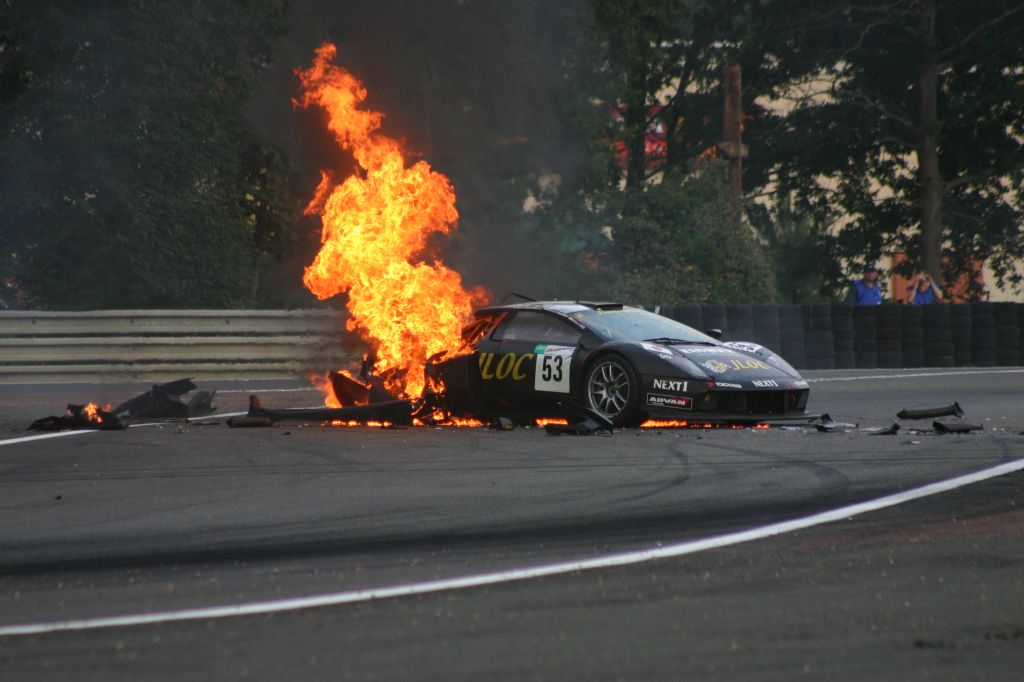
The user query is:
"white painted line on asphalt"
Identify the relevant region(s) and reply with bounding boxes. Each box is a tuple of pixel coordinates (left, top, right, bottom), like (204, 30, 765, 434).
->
(0, 430, 96, 447)
(3, 456, 1023, 637)
(806, 368, 1024, 383)
(218, 388, 320, 393)
(0, 414, 250, 448)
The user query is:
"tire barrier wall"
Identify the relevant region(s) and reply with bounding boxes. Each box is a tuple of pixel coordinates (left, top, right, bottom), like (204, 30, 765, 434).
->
(0, 309, 354, 383)
(655, 303, 1024, 370)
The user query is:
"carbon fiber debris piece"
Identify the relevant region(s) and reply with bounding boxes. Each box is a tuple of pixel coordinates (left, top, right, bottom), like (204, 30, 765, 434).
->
(896, 402, 964, 420)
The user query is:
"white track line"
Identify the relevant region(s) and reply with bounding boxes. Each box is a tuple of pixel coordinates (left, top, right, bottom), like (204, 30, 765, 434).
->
(806, 368, 1024, 383)
(2, 456, 1023, 637)
(0, 413, 250, 448)
(0, 430, 96, 447)
(217, 388, 320, 393)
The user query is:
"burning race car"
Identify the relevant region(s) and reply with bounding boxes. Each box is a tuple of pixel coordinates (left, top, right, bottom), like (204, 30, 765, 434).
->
(431, 301, 811, 427)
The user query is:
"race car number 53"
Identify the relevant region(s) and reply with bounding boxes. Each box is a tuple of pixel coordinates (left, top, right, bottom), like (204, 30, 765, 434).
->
(534, 344, 574, 393)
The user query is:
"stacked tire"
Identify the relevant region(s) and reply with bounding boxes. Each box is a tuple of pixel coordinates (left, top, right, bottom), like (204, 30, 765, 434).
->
(831, 305, 856, 369)
(900, 305, 925, 367)
(750, 304, 782, 353)
(725, 305, 755, 342)
(802, 303, 835, 369)
(994, 302, 1020, 366)
(1020, 305, 1024, 366)
(970, 302, 996, 366)
(852, 306, 878, 368)
(670, 305, 704, 332)
(702, 303, 728, 338)
(949, 304, 972, 366)
(875, 304, 902, 368)
(778, 304, 806, 369)
(922, 305, 954, 367)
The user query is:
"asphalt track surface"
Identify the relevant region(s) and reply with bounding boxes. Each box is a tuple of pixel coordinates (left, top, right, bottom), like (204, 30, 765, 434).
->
(1, 369, 1022, 680)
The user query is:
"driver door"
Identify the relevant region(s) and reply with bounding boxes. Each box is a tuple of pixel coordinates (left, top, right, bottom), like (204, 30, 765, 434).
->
(480, 311, 582, 412)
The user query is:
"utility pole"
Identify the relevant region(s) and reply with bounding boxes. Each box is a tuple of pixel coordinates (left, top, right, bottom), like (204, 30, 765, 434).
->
(718, 62, 747, 201)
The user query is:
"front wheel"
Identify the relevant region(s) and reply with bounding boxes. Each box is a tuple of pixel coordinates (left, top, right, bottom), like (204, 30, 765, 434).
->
(584, 356, 641, 426)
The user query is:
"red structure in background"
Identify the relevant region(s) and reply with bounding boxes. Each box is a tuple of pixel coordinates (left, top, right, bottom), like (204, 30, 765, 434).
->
(890, 252, 986, 303)
(610, 105, 668, 172)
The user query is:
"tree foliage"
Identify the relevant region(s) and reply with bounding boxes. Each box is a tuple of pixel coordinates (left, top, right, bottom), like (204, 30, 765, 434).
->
(764, 0, 1024, 295)
(544, 0, 1024, 302)
(604, 161, 775, 304)
(527, 0, 777, 304)
(3, 0, 1021, 309)
(0, 0, 298, 309)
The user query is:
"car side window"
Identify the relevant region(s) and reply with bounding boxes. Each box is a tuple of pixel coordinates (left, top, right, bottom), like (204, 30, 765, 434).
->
(491, 311, 581, 345)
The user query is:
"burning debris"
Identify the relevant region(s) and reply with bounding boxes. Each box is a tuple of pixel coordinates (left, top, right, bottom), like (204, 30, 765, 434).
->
(26, 379, 216, 432)
(28, 403, 124, 432)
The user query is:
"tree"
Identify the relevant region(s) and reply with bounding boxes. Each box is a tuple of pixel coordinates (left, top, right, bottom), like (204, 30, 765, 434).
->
(0, 0, 297, 309)
(527, 0, 777, 304)
(765, 0, 1024, 295)
(605, 160, 775, 304)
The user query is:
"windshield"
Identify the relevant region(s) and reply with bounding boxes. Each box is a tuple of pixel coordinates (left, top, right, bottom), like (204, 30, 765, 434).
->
(575, 307, 717, 344)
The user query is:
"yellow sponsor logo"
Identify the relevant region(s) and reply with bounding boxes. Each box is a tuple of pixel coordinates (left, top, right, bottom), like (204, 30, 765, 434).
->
(479, 352, 534, 380)
(729, 358, 770, 370)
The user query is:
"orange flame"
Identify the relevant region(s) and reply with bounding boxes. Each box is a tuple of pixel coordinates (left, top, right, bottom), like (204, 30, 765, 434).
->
(444, 417, 486, 427)
(327, 420, 392, 428)
(639, 419, 768, 429)
(308, 372, 341, 408)
(80, 402, 110, 425)
(534, 418, 569, 427)
(295, 43, 485, 400)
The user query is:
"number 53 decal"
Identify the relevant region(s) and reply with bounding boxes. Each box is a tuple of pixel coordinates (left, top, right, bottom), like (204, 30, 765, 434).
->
(534, 344, 574, 393)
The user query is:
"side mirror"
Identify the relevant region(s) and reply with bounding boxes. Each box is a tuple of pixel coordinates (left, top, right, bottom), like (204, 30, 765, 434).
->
(704, 328, 723, 340)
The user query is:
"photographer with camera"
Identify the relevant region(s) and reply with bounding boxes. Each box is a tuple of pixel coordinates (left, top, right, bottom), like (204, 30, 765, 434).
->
(906, 272, 944, 304)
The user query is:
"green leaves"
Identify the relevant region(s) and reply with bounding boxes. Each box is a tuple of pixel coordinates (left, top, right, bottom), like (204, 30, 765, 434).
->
(0, 0, 296, 309)
(765, 0, 1024, 295)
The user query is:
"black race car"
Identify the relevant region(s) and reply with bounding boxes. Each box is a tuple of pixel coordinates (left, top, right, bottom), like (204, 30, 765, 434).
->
(433, 301, 811, 426)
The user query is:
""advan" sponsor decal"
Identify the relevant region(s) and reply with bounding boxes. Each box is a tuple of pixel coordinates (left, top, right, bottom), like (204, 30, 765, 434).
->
(646, 394, 693, 410)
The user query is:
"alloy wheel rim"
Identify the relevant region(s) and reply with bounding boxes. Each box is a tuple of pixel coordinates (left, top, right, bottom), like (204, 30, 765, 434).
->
(587, 361, 630, 416)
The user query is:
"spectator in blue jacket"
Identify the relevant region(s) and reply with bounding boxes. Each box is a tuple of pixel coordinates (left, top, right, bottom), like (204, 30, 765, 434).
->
(906, 272, 944, 304)
(844, 264, 883, 305)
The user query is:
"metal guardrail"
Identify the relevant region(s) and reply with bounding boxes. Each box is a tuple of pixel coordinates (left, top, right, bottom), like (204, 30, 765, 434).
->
(2, 304, 1021, 383)
(0, 309, 356, 383)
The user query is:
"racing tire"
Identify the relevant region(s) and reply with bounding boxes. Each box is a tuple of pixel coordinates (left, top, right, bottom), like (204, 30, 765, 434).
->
(972, 338, 997, 352)
(878, 339, 901, 353)
(876, 351, 902, 368)
(834, 351, 856, 369)
(877, 326, 901, 341)
(973, 350, 996, 367)
(830, 304, 854, 325)
(583, 355, 642, 427)
(671, 305, 703, 330)
(877, 304, 901, 319)
(996, 349, 1021, 365)
(949, 307, 971, 329)
(902, 350, 925, 367)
